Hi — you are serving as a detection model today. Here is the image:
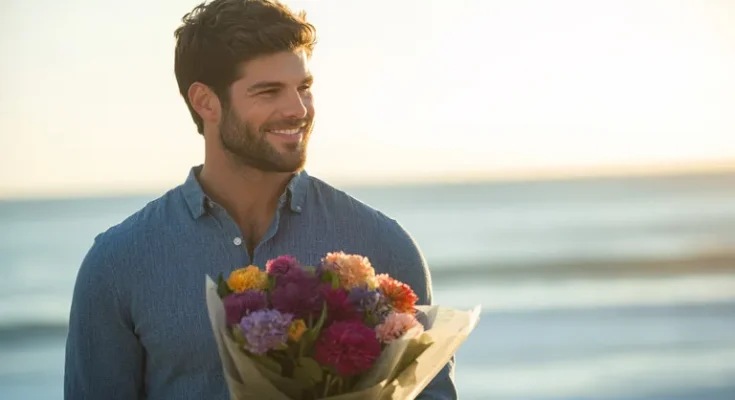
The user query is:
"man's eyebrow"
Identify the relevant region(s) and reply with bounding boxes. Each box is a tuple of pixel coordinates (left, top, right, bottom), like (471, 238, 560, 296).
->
(246, 81, 283, 93)
(246, 75, 314, 93)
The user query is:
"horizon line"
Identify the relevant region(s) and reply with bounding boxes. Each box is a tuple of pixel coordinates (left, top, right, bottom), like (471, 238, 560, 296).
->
(3, 160, 735, 202)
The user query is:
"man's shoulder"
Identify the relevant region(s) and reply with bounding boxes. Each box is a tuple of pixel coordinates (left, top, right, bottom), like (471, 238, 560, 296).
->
(307, 175, 398, 226)
(305, 175, 418, 247)
(86, 187, 185, 262)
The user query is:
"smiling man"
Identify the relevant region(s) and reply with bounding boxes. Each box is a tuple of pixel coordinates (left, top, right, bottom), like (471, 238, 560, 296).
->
(63, 0, 457, 399)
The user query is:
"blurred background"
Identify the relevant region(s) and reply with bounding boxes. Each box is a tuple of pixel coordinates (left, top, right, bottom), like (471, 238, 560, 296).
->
(2, 0, 735, 399)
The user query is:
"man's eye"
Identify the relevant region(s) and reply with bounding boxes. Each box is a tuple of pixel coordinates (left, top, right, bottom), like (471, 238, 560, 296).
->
(299, 85, 312, 91)
(259, 89, 279, 96)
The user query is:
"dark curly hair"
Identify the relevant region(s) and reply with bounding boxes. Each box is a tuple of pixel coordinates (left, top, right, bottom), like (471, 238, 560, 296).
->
(174, 0, 317, 134)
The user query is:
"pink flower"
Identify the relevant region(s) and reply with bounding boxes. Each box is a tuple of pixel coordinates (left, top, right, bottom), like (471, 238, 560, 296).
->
(314, 321, 381, 376)
(375, 312, 424, 344)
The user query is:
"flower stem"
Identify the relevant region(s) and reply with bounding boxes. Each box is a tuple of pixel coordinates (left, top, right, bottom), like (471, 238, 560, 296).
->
(323, 374, 333, 398)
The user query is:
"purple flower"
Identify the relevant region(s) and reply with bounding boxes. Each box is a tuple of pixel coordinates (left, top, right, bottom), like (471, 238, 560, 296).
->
(266, 255, 302, 278)
(239, 309, 293, 355)
(348, 287, 391, 323)
(270, 273, 324, 320)
(224, 290, 267, 325)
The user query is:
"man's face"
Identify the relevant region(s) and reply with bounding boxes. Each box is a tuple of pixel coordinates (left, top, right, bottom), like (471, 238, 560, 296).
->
(219, 49, 315, 173)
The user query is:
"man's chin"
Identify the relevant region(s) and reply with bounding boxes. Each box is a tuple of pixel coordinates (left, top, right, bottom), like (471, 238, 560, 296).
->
(238, 156, 306, 174)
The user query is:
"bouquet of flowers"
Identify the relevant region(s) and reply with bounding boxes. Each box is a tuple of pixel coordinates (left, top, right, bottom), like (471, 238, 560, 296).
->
(205, 251, 480, 400)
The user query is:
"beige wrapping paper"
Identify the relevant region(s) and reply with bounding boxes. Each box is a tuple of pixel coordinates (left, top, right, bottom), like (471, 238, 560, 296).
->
(205, 276, 480, 400)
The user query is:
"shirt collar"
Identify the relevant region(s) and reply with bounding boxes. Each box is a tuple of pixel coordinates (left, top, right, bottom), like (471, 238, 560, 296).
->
(181, 165, 308, 220)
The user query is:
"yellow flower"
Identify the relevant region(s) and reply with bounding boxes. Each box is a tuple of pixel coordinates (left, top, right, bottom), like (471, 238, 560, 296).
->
(227, 265, 268, 293)
(288, 319, 307, 342)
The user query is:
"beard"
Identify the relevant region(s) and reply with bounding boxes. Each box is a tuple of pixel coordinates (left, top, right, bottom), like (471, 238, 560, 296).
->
(219, 107, 312, 173)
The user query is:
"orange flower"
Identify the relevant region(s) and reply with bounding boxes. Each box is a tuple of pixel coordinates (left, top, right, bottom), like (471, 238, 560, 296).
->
(322, 252, 378, 290)
(288, 319, 307, 342)
(376, 274, 418, 313)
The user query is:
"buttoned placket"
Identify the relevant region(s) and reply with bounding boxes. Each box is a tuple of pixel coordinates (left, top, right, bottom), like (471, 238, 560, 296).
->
(202, 198, 249, 268)
(203, 195, 289, 268)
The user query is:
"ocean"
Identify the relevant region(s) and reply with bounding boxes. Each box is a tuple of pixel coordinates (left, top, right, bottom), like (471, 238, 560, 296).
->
(2, 171, 735, 400)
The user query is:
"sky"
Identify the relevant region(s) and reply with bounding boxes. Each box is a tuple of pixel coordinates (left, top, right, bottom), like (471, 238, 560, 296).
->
(1, 0, 734, 198)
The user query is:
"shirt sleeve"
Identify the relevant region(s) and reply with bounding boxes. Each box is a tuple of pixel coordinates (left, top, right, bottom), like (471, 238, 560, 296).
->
(64, 235, 145, 400)
(382, 219, 459, 400)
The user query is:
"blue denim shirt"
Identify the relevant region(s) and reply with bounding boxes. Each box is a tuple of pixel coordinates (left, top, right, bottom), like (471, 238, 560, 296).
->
(64, 166, 457, 400)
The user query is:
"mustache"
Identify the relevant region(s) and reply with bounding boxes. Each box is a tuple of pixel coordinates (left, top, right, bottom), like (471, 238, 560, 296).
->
(262, 119, 311, 131)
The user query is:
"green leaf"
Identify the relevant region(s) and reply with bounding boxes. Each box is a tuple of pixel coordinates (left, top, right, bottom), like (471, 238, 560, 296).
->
(293, 356, 324, 387)
(217, 273, 233, 298)
(231, 325, 247, 346)
(298, 335, 307, 358)
(252, 354, 283, 375)
(364, 313, 380, 328)
(330, 273, 340, 290)
(320, 270, 333, 284)
(303, 266, 316, 276)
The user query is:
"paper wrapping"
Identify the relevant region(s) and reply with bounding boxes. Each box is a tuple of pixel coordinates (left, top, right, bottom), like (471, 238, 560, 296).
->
(205, 276, 480, 400)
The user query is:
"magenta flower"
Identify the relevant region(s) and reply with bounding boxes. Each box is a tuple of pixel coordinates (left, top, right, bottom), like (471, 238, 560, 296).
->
(266, 255, 301, 278)
(270, 273, 323, 320)
(223, 290, 267, 325)
(321, 285, 361, 325)
(314, 320, 381, 376)
(239, 309, 293, 355)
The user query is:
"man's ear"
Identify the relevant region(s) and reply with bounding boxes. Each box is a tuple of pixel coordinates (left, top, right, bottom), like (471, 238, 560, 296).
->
(188, 82, 222, 127)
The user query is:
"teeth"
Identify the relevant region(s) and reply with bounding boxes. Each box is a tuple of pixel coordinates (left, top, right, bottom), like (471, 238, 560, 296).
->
(270, 128, 301, 135)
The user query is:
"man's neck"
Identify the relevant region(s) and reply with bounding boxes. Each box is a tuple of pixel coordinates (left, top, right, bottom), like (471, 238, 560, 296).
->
(197, 158, 293, 224)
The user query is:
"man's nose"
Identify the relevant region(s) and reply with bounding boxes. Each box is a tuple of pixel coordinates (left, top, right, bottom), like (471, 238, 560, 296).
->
(281, 90, 309, 119)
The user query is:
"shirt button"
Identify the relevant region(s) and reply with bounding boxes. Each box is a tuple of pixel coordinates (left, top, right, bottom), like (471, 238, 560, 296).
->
(233, 237, 242, 246)
(295, 206, 302, 212)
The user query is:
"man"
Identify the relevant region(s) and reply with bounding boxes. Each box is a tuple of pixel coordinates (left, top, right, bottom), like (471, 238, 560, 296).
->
(63, 0, 457, 399)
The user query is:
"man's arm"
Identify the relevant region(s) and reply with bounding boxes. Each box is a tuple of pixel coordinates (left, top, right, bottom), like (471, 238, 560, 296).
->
(383, 218, 459, 400)
(64, 235, 145, 399)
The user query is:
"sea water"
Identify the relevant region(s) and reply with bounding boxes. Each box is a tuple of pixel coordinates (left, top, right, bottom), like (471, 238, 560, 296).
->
(2, 172, 735, 399)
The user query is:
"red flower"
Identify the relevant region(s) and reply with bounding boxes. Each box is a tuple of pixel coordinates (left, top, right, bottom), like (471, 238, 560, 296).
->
(314, 321, 381, 376)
